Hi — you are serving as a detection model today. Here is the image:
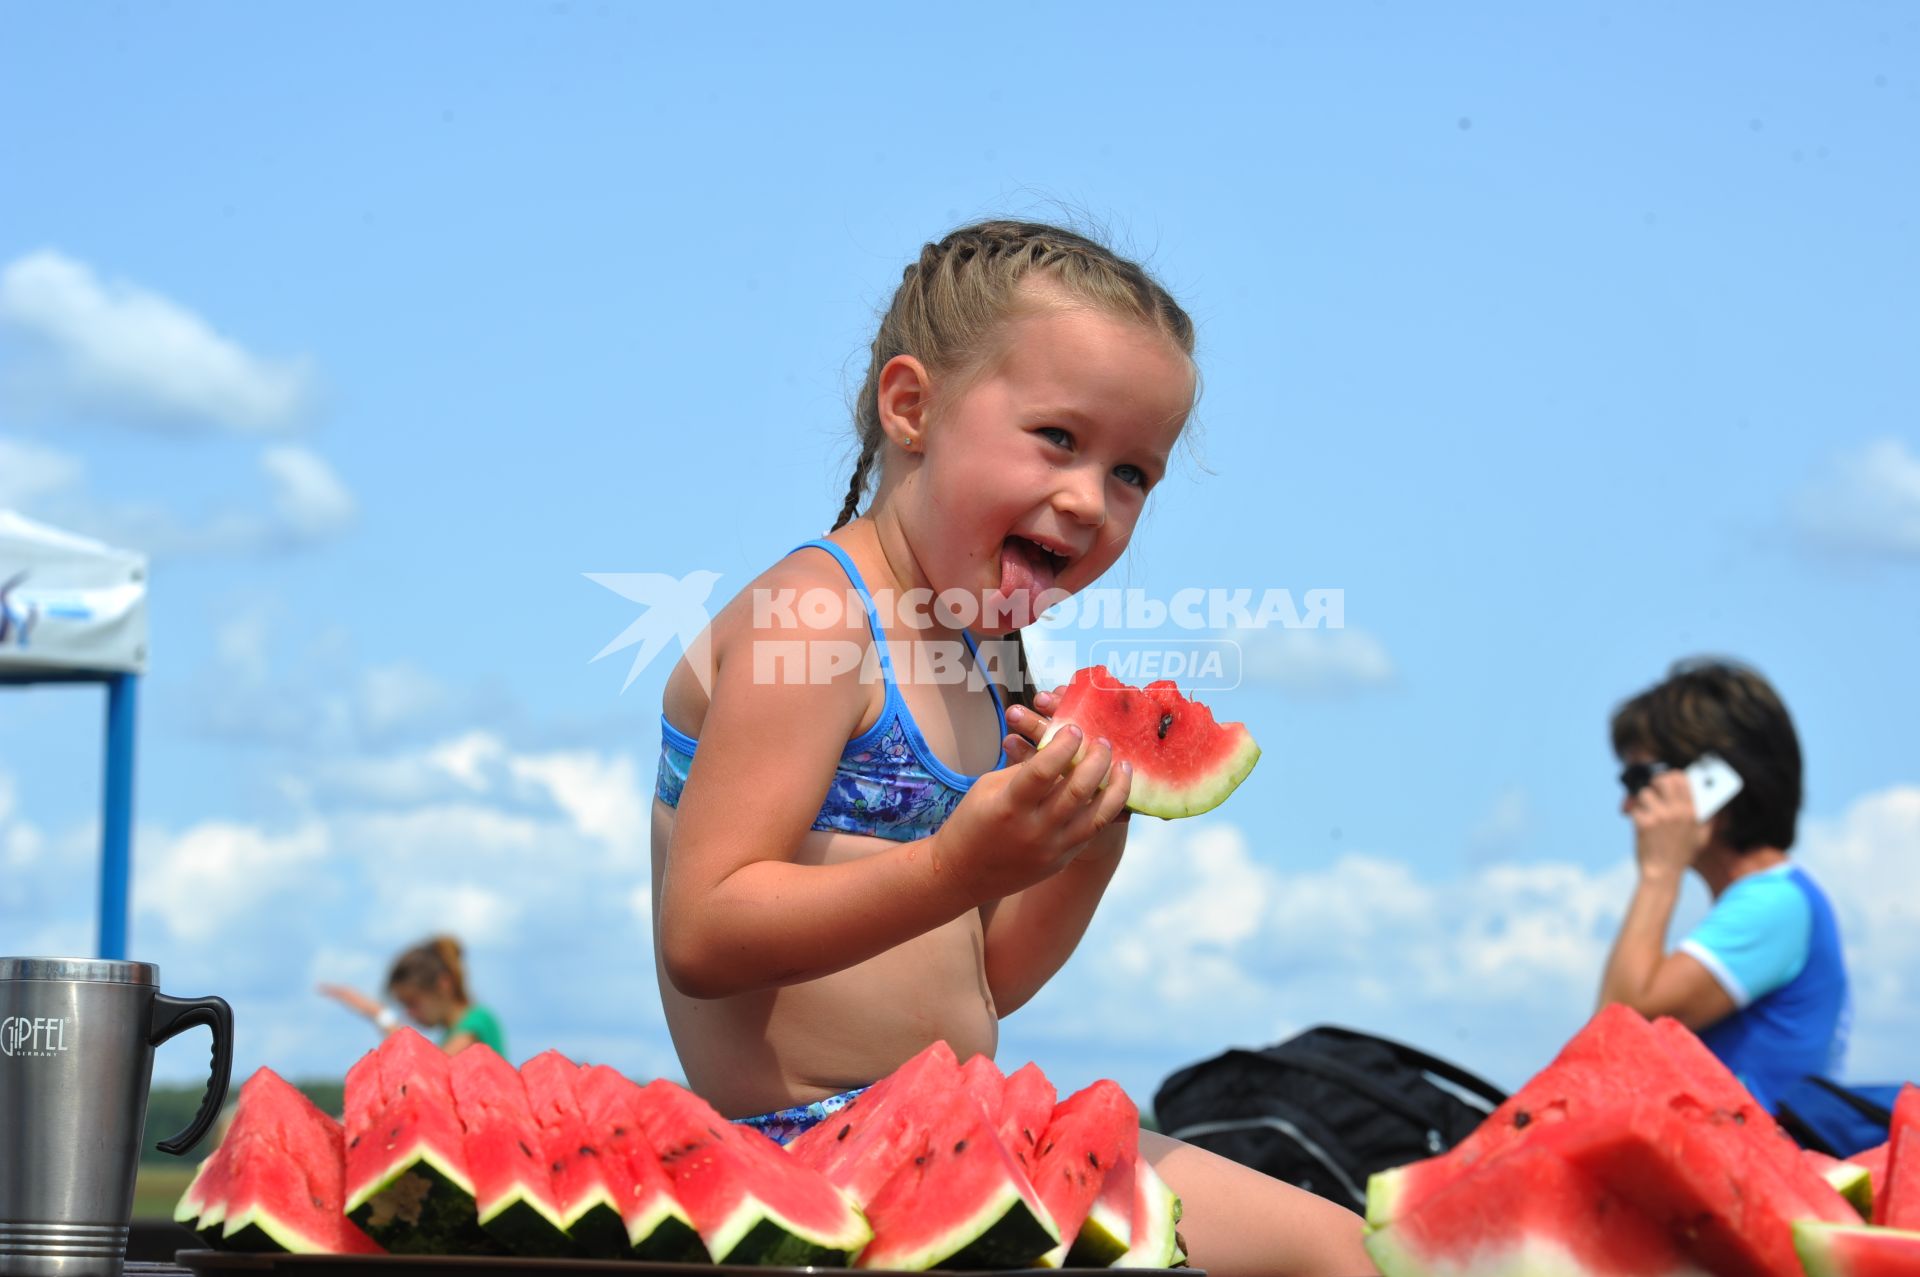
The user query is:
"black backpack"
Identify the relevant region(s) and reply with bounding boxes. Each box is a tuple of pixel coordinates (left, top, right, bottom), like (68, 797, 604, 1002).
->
(1152, 1025, 1509, 1211)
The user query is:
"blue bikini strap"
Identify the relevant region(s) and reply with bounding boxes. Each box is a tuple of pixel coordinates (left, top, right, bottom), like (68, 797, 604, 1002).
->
(788, 539, 899, 686)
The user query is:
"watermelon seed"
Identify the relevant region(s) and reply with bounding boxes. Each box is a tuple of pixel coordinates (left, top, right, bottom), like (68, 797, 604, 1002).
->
(835, 1124, 852, 1141)
(954, 1140, 968, 1154)
(1513, 1111, 1532, 1129)
(349, 1136, 360, 1149)
(1088, 1152, 1101, 1169)
(1157, 712, 1173, 739)
(552, 1161, 566, 1174)
(518, 1140, 533, 1158)
(914, 1155, 927, 1166)
(1732, 1112, 1745, 1124)
(580, 1145, 596, 1157)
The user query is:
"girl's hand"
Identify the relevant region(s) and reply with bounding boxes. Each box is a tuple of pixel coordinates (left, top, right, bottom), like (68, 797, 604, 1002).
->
(934, 714, 1132, 902)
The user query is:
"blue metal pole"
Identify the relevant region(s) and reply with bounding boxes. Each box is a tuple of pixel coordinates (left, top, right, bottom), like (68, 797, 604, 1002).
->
(98, 671, 138, 960)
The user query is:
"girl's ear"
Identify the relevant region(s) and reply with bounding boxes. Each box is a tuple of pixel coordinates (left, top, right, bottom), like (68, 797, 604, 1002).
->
(874, 354, 933, 450)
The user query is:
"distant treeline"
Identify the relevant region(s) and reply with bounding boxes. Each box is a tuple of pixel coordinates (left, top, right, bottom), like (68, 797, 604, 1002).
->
(141, 1080, 343, 1165)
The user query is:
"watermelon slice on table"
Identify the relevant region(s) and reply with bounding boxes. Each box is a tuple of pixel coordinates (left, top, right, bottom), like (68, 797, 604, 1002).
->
(1365, 1135, 1704, 1277)
(1028, 1078, 1138, 1267)
(446, 1045, 572, 1256)
(997, 1062, 1058, 1172)
(856, 1086, 1060, 1271)
(178, 1068, 382, 1255)
(518, 1050, 630, 1256)
(1114, 1157, 1185, 1270)
(1038, 665, 1260, 819)
(634, 1078, 870, 1266)
(343, 1029, 490, 1254)
(1065, 1142, 1135, 1267)
(573, 1064, 706, 1261)
(785, 1040, 963, 1210)
(1877, 1085, 1920, 1228)
(1794, 1221, 1920, 1277)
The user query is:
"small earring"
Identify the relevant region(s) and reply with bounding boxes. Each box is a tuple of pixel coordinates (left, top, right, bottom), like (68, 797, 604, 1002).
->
(902, 435, 917, 450)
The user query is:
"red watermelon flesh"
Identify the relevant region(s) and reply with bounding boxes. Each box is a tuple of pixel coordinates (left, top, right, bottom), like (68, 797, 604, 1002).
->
(1365, 1135, 1702, 1277)
(446, 1045, 571, 1255)
(634, 1078, 870, 1266)
(857, 1086, 1060, 1270)
(185, 1068, 382, 1255)
(1038, 665, 1260, 819)
(1877, 1085, 1920, 1227)
(343, 1029, 486, 1254)
(1793, 1221, 1920, 1277)
(1065, 1142, 1135, 1266)
(1566, 1093, 1854, 1277)
(174, 1136, 234, 1242)
(1117, 1157, 1186, 1269)
(1367, 1005, 1799, 1230)
(518, 1050, 628, 1256)
(573, 1064, 704, 1261)
(1883, 1127, 1920, 1230)
(1028, 1079, 1137, 1265)
(784, 1040, 962, 1209)
(998, 1061, 1058, 1172)
(959, 1053, 1007, 1116)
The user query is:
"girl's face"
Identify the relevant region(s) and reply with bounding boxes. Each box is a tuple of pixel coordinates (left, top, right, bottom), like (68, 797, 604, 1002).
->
(393, 977, 457, 1028)
(907, 302, 1194, 635)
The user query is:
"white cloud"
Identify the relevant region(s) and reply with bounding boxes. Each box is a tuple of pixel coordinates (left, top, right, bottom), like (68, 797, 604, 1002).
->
(0, 250, 313, 431)
(137, 820, 331, 944)
(261, 445, 355, 540)
(1792, 437, 1920, 558)
(1235, 625, 1396, 695)
(0, 435, 83, 507)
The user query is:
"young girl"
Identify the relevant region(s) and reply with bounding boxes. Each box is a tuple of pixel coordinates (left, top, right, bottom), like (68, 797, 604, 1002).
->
(319, 935, 507, 1057)
(651, 221, 1370, 1276)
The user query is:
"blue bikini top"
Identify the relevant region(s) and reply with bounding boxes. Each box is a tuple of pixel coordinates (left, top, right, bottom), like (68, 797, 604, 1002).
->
(654, 539, 1008, 843)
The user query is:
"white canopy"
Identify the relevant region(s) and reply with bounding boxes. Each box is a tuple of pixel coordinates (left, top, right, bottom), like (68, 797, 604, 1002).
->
(0, 509, 148, 676)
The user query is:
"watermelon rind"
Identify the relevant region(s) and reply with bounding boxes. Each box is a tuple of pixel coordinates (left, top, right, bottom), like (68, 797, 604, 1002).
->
(1125, 731, 1261, 820)
(1112, 1158, 1185, 1269)
(861, 1178, 1057, 1271)
(1365, 1165, 1408, 1231)
(1065, 1152, 1133, 1267)
(1366, 1226, 1696, 1277)
(699, 1191, 869, 1267)
(344, 1149, 488, 1254)
(1793, 1220, 1920, 1277)
(1820, 1160, 1874, 1221)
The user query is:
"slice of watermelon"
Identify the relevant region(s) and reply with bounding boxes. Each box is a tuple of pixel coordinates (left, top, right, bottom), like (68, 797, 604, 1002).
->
(1028, 1078, 1138, 1266)
(959, 1052, 1008, 1116)
(1794, 1221, 1920, 1276)
(1852, 1140, 1891, 1206)
(857, 1086, 1060, 1270)
(784, 1039, 962, 1209)
(1365, 1135, 1701, 1277)
(573, 1064, 705, 1261)
(1115, 1157, 1186, 1269)
(519, 1050, 628, 1256)
(634, 1078, 870, 1265)
(1038, 665, 1260, 819)
(343, 1029, 490, 1254)
(186, 1068, 382, 1255)
(998, 1062, 1058, 1173)
(1065, 1142, 1135, 1266)
(446, 1045, 573, 1255)
(1877, 1085, 1920, 1228)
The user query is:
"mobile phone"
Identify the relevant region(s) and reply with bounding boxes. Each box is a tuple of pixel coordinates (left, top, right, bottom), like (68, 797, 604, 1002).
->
(1685, 754, 1744, 822)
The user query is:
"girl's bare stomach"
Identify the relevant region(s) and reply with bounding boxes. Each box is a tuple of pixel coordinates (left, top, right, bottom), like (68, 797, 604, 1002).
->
(650, 802, 999, 1119)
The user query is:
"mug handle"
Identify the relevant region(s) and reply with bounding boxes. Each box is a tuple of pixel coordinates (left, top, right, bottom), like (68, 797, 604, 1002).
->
(148, 993, 236, 1156)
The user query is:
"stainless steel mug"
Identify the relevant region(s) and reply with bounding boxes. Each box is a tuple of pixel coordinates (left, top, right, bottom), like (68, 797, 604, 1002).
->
(0, 958, 233, 1277)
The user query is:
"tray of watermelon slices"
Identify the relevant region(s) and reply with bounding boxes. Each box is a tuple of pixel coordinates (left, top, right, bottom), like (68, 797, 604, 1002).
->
(170, 1031, 1197, 1274)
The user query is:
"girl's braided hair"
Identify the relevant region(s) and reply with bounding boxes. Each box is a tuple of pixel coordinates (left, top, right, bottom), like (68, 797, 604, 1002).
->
(830, 221, 1196, 710)
(832, 220, 1196, 532)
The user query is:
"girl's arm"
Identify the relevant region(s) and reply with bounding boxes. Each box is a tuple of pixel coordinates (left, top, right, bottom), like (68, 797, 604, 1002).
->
(660, 561, 1123, 1000)
(974, 699, 1132, 1014)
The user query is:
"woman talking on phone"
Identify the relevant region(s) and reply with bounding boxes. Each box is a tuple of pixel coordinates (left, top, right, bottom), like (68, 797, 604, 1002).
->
(1597, 658, 1849, 1111)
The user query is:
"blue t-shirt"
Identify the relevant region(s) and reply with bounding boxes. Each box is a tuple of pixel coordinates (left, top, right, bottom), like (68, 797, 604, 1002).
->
(1680, 863, 1850, 1110)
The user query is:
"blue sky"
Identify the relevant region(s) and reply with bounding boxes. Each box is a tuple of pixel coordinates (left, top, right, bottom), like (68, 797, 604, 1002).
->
(2, 3, 1917, 1106)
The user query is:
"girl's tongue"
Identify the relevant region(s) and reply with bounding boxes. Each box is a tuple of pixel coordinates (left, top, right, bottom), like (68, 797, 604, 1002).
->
(994, 536, 1059, 627)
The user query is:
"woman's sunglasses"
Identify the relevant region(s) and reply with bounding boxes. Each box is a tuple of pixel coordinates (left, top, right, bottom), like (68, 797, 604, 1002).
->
(1618, 761, 1672, 795)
